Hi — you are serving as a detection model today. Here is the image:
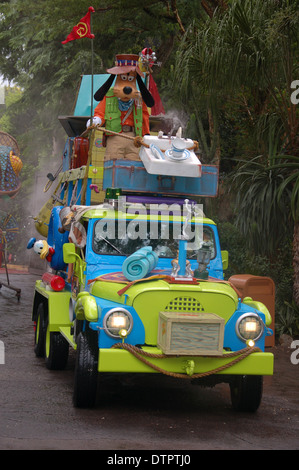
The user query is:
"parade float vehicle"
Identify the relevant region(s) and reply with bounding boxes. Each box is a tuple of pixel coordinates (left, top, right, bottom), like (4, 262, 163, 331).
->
(29, 52, 274, 410)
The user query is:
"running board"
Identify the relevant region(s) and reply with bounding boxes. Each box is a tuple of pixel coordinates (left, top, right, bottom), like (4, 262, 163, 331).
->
(59, 326, 77, 350)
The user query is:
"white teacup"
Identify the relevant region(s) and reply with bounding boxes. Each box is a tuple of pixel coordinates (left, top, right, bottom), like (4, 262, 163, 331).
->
(170, 137, 186, 158)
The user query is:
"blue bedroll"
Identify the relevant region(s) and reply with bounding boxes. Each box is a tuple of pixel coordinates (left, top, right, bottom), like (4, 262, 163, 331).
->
(122, 247, 159, 281)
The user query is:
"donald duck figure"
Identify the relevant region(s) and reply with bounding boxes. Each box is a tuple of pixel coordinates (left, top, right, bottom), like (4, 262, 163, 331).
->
(27, 238, 55, 262)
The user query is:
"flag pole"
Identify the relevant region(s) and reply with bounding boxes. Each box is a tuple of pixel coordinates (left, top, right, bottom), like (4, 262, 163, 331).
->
(90, 9, 94, 120)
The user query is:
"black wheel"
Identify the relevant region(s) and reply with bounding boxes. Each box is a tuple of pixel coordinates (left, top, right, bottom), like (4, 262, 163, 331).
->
(73, 331, 98, 408)
(45, 324, 69, 370)
(230, 375, 263, 412)
(34, 303, 46, 357)
(74, 319, 84, 343)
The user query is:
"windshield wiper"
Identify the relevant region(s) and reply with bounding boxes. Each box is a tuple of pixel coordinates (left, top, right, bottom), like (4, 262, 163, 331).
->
(97, 235, 124, 255)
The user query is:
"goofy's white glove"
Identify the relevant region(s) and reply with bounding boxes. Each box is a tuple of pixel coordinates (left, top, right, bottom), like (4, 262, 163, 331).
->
(86, 116, 102, 128)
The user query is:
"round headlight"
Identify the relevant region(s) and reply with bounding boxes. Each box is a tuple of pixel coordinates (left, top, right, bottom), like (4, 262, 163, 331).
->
(236, 313, 264, 342)
(103, 308, 133, 338)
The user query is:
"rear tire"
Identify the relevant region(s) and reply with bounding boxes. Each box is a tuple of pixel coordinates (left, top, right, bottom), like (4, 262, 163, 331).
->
(73, 331, 98, 408)
(230, 375, 263, 412)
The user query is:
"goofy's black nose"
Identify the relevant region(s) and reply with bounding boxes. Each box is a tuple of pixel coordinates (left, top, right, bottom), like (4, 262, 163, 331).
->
(123, 86, 132, 95)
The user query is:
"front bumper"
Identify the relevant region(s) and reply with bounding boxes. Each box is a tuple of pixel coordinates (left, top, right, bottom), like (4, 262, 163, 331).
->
(98, 346, 274, 376)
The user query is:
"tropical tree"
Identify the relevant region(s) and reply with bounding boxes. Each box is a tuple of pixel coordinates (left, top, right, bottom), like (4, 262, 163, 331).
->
(175, 0, 298, 156)
(270, 154, 299, 306)
(174, 0, 299, 306)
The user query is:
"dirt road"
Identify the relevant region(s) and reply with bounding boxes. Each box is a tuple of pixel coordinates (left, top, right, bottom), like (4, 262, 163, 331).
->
(0, 272, 298, 451)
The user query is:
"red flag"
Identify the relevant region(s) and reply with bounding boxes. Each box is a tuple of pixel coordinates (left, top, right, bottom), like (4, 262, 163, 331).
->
(148, 74, 165, 116)
(62, 7, 95, 44)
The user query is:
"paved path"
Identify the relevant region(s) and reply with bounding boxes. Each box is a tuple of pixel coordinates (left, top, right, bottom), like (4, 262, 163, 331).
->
(0, 273, 298, 450)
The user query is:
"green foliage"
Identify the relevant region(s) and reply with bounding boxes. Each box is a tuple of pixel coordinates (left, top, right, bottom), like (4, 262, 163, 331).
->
(276, 301, 299, 337)
(229, 154, 291, 256)
(0, 87, 23, 134)
(269, 155, 299, 223)
(174, 0, 299, 163)
(217, 220, 272, 279)
(217, 218, 294, 336)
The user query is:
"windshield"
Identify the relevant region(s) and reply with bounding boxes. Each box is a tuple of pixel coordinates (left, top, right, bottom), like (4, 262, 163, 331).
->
(92, 219, 216, 259)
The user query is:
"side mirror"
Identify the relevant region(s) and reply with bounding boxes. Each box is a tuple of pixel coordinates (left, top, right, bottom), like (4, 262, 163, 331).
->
(221, 250, 229, 270)
(63, 243, 79, 264)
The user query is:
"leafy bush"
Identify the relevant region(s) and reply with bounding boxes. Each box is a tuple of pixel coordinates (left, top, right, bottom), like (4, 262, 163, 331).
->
(217, 219, 295, 336)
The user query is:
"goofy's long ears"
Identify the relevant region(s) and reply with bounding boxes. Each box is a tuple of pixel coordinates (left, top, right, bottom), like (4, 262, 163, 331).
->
(136, 74, 155, 108)
(94, 74, 116, 102)
(93, 73, 155, 108)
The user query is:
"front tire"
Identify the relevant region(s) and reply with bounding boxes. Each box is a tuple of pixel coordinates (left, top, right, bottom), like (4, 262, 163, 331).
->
(230, 375, 263, 412)
(73, 331, 98, 408)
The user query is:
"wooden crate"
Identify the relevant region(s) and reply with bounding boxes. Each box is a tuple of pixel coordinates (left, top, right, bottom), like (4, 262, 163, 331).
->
(157, 311, 224, 356)
(103, 160, 219, 197)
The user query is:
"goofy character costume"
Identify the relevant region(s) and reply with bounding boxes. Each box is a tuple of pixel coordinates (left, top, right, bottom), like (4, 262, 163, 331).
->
(87, 54, 155, 161)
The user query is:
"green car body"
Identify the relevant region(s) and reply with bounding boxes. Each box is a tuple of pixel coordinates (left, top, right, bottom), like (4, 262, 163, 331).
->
(32, 207, 274, 410)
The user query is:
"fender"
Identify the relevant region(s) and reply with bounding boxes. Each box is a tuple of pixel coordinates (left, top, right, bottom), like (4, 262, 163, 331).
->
(34, 280, 72, 331)
(242, 297, 272, 326)
(75, 292, 98, 322)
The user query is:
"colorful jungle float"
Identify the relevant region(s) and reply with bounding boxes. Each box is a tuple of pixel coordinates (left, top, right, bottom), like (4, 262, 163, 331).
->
(29, 49, 274, 411)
